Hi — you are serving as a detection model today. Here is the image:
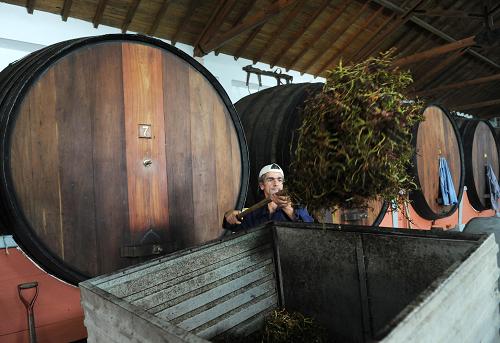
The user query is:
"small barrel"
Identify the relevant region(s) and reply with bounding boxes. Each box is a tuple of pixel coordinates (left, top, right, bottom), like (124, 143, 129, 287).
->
(463, 217, 500, 268)
(460, 119, 500, 211)
(235, 83, 387, 225)
(410, 105, 464, 220)
(0, 34, 249, 284)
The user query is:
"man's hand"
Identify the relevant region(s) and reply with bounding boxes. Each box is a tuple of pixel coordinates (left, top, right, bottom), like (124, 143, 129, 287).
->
(269, 194, 295, 219)
(271, 194, 292, 209)
(224, 210, 242, 225)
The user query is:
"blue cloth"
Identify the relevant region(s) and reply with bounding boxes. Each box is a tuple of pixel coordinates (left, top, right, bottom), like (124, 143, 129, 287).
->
(486, 163, 500, 211)
(223, 205, 314, 232)
(438, 157, 458, 206)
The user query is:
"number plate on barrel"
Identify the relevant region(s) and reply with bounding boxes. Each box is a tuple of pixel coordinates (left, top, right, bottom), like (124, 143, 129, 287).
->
(138, 124, 152, 138)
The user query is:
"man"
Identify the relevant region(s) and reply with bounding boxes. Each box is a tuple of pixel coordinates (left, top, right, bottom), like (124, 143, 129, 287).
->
(223, 163, 313, 231)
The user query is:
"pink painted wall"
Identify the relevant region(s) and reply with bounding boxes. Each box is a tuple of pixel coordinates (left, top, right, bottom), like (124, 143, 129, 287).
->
(379, 190, 496, 230)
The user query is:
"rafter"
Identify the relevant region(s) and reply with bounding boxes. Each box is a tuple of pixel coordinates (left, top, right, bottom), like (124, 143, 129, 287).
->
(411, 50, 465, 90)
(356, 0, 421, 61)
(122, 0, 141, 33)
(453, 98, 500, 111)
(26, 0, 35, 14)
(233, 26, 264, 60)
(373, 0, 500, 69)
(393, 36, 475, 67)
(270, 0, 329, 69)
(215, 0, 257, 55)
(172, 0, 199, 46)
(196, 0, 298, 56)
(303, 1, 371, 75)
(396, 1, 452, 58)
(416, 72, 500, 97)
(148, 0, 173, 35)
(430, 59, 471, 91)
(490, 3, 500, 16)
(93, 0, 108, 28)
(61, 0, 72, 21)
(411, 0, 479, 87)
(252, 0, 305, 64)
(285, 0, 351, 72)
(413, 9, 484, 19)
(316, 5, 384, 75)
(351, 12, 396, 62)
(193, 0, 237, 56)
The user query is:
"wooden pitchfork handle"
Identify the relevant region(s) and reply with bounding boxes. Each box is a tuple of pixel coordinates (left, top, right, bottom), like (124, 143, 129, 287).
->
(236, 198, 272, 221)
(236, 190, 287, 221)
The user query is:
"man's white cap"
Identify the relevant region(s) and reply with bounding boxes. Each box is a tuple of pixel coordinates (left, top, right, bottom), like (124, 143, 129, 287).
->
(258, 163, 284, 179)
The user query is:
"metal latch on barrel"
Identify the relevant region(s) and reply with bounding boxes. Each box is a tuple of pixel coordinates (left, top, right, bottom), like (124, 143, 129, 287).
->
(121, 242, 178, 258)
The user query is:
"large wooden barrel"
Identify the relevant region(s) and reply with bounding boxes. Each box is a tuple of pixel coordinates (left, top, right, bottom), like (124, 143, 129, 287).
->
(0, 34, 249, 284)
(235, 83, 387, 225)
(460, 120, 500, 211)
(410, 105, 464, 220)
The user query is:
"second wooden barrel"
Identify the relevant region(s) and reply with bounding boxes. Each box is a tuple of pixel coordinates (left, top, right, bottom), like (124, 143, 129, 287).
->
(235, 83, 387, 225)
(410, 105, 464, 220)
(0, 34, 249, 284)
(461, 119, 500, 211)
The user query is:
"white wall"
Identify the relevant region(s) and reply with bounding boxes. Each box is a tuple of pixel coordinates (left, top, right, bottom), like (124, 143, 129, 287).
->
(0, 2, 324, 103)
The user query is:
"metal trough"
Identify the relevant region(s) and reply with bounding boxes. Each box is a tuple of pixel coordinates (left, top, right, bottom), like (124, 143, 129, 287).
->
(80, 222, 500, 342)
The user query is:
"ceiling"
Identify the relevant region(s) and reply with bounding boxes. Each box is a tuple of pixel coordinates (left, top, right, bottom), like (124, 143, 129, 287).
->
(3, 0, 500, 119)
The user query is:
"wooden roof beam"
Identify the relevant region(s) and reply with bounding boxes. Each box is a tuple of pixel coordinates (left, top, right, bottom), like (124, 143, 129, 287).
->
(285, 0, 351, 72)
(413, 9, 484, 19)
(232, 0, 280, 60)
(372, 0, 500, 69)
(93, 0, 108, 28)
(410, 50, 465, 90)
(233, 26, 263, 60)
(122, 0, 141, 33)
(393, 36, 475, 67)
(453, 98, 500, 111)
(61, 0, 72, 21)
(270, 0, 329, 69)
(215, 0, 257, 55)
(489, 3, 500, 17)
(416, 72, 500, 97)
(350, 12, 396, 62)
(315, 5, 384, 76)
(193, 0, 237, 56)
(252, 0, 305, 64)
(26, 0, 35, 14)
(172, 0, 199, 46)
(356, 0, 424, 62)
(196, 0, 298, 56)
(148, 0, 173, 36)
(303, 0, 371, 75)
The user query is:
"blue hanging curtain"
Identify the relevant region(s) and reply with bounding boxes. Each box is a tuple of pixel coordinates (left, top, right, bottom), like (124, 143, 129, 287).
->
(486, 163, 500, 211)
(438, 157, 458, 206)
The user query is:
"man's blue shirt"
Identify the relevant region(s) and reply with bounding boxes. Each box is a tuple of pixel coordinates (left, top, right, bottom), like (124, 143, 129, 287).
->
(223, 205, 314, 232)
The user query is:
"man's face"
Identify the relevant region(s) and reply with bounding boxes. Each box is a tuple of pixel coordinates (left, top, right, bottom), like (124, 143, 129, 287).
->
(259, 171, 284, 198)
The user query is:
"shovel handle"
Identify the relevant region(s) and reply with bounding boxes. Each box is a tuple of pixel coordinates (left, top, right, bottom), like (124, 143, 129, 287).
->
(18, 281, 38, 343)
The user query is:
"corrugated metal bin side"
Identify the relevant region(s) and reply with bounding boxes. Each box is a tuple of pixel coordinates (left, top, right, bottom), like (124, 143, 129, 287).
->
(80, 227, 280, 342)
(381, 233, 500, 342)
